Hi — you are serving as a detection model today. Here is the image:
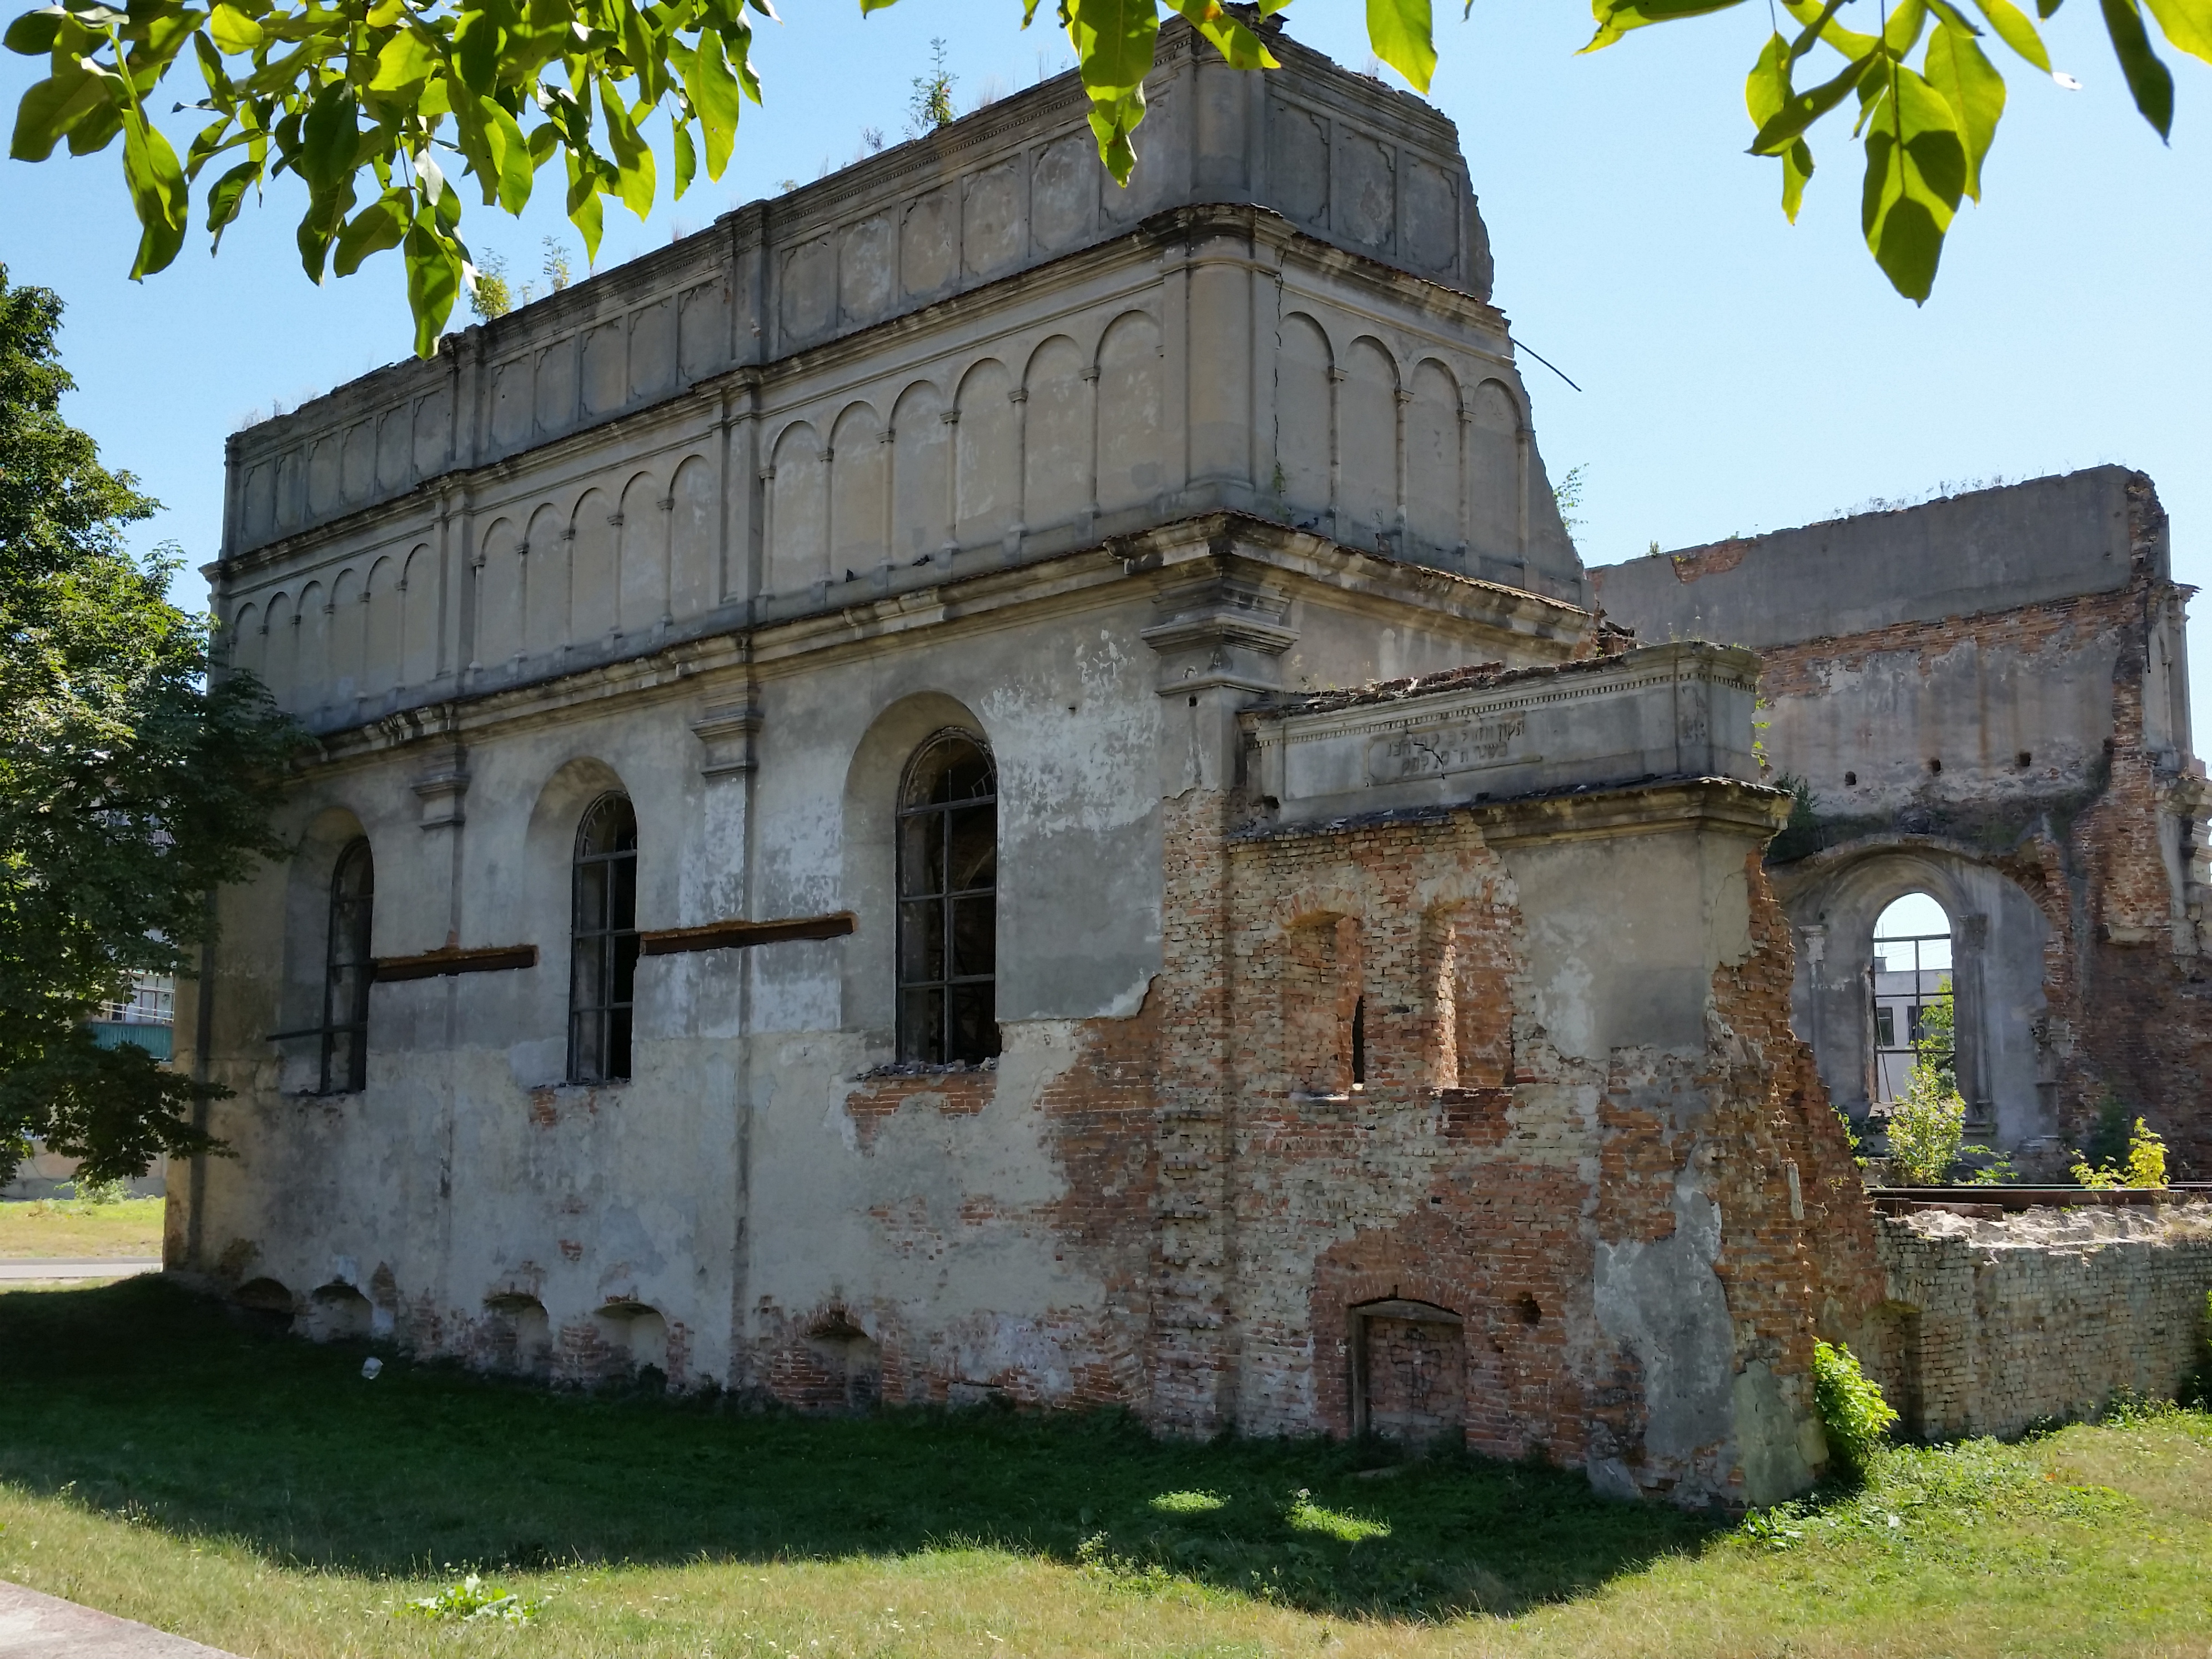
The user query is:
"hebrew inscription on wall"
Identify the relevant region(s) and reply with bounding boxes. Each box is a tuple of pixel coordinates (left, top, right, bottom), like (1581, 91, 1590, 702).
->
(1366, 715, 1530, 785)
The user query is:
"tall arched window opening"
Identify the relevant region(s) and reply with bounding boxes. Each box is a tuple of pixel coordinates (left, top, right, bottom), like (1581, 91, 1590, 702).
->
(897, 731, 999, 1065)
(320, 838, 374, 1094)
(1871, 892, 1953, 1105)
(570, 794, 640, 1084)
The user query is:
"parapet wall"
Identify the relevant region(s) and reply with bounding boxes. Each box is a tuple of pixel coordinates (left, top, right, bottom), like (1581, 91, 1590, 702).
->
(221, 20, 1492, 561)
(1872, 1202, 2212, 1440)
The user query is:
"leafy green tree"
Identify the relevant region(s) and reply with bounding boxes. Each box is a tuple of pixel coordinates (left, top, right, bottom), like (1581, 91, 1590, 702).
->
(0, 265, 305, 1186)
(7, 0, 2206, 355)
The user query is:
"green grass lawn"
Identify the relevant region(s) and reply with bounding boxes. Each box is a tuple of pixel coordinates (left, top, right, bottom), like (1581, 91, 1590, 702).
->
(2, 1277, 2208, 1658)
(0, 1195, 164, 1259)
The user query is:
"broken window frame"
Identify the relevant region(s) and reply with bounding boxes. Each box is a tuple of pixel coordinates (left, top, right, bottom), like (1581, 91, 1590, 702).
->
(319, 837, 375, 1094)
(894, 729, 1000, 1067)
(569, 793, 640, 1085)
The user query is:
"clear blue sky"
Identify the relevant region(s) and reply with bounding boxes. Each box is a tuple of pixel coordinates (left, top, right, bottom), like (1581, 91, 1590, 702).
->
(3, 0, 2205, 735)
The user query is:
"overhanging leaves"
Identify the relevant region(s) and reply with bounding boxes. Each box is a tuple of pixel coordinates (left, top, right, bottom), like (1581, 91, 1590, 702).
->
(4, 0, 2208, 346)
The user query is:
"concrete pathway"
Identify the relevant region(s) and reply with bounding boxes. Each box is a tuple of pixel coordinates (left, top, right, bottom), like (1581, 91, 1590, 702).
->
(0, 1261, 159, 1283)
(0, 1582, 243, 1658)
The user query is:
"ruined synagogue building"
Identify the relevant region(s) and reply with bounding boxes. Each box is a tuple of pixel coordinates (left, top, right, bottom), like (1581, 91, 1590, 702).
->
(179, 21, 2212, 1508)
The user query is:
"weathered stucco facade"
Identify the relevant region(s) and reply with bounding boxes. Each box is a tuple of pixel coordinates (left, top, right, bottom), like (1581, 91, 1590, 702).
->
(174, 22, 2205, 1510)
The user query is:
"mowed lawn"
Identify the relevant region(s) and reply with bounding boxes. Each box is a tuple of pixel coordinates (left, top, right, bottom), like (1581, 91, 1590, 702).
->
(1, 1279, 2209, 1658)
(0, 1195, 164, 1258)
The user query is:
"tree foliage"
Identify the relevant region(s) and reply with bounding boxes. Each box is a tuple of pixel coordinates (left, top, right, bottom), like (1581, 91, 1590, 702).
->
(8, 0, 2205, 353)
(0, 265, 305, 1185)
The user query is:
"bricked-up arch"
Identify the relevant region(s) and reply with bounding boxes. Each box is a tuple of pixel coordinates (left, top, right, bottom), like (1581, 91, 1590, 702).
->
(891, 379, 951, 562)
(482, 1293, 552, 1376)
(1022, 334, 1087, 534)
(767, 421, 827, 595)
(1275, 311, 1333, 522)
(830, 401, 888, 577)
(473, 516, 520, 672)
(1350, 1296, 1466, 1442)
(1284, 913, 1364, 1097)
(1426, 894, 1518, 1092)
(952, 358, 1018, 546)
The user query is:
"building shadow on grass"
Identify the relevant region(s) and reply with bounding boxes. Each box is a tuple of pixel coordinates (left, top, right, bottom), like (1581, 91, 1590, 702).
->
(0, 1278, 1716, 1621)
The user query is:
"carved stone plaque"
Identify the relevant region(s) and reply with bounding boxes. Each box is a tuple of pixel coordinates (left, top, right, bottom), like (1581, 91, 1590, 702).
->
(1365, 713, 1529, 783)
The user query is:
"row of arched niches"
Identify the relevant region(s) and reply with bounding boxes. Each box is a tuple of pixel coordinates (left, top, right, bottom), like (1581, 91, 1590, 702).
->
(225, 310, 1536, 721)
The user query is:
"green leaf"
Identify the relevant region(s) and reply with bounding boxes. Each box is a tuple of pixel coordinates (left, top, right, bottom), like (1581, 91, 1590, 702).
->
(3, 6, 67, 53)
(403, 217, 460, 355)
(1750, 47, 1877, 153)
(1779, 0, 1878, 57)
(1883, 0, 1931, 55)
(333, 185, 407, 274)
(297, 78, 358, 193)
(1065, 0, 1159, 184)
(203, 153, 257, 247)
(1164, 0, 1278, 71)
(1969, 0, 2053, 67)
(676, 26, 740, 177)
(1860, 62, 1965, 300)
(671, 112, 692, 197)
(1783, 135, 1814, 217)
(596, 74, 653, 215)
(1584, 0, 1745, 53)
(207, 2, 259, 52)
(482, 94, 532, 209)
(452, 2, 499, 92)
(120, 105, 188, 276)
(9, 59, 117, 160)
(369, 25, 438, 93)
(1746, 28, 1788, 127)
(1366, 0, 1435, 89)
(1926, 3, 2004, 197)
(565, 144, 604, 259)
(2100, 0, 2174, 134)
(2141, 0, 2212, 62)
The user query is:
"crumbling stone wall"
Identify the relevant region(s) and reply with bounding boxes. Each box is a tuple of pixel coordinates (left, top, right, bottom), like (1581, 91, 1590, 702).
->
(1593, 469, 2209, 1170)
(1872, 1203, 2212, 1439)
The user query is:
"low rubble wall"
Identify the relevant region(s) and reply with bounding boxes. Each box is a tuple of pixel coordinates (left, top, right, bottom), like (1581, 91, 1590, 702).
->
(1871, 1201, 2212, 1440)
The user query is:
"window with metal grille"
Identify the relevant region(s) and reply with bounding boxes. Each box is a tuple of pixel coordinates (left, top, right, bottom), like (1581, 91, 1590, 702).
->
(320, 838, 374, 1094)
(570, 794, 639, 1084)
(896, 731, 999, 1065)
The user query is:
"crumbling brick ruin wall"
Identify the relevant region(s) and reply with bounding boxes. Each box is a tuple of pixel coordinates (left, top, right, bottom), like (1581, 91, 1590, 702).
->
(1152, 766, 1887, 1506)
(1872, 1202, 2212, 1440)
(1593, 468, 2209, 1170)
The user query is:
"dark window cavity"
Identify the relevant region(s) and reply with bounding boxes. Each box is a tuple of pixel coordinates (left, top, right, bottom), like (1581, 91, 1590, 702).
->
(320, 838, 374, 1094)
(896, 730, 999, 1065)
(570, 794, 639, 1084)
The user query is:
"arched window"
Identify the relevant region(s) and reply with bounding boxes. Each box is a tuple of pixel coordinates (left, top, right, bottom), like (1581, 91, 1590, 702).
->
(570, 794, 639, 1084)
(320, 838, 374, 1094)
(1871, 891, 1954, 1105)
(897, 731, 999, 1065)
